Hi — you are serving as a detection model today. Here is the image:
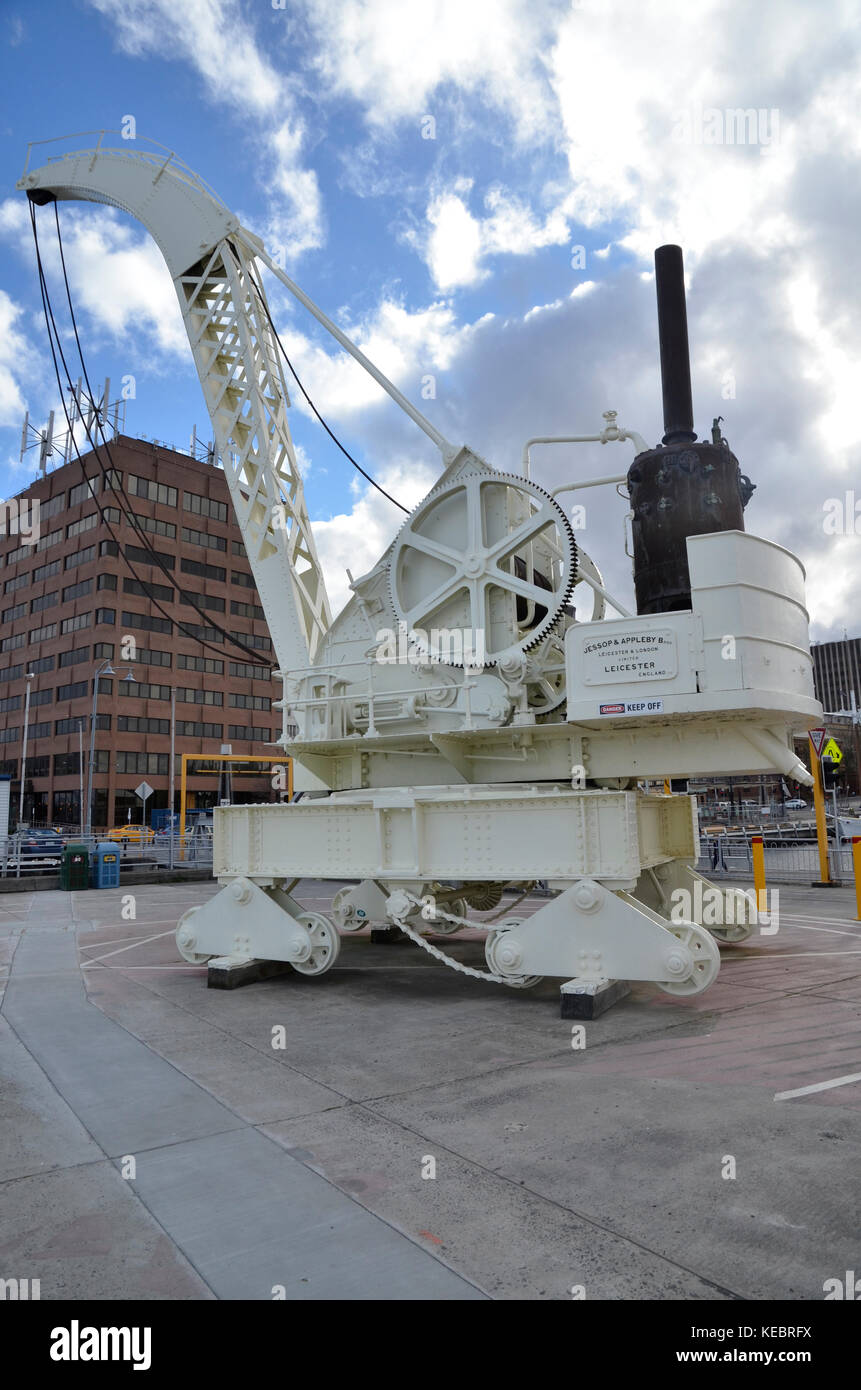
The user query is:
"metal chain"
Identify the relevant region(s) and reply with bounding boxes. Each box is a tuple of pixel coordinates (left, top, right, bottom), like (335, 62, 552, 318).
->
(385, 888, 529, 987)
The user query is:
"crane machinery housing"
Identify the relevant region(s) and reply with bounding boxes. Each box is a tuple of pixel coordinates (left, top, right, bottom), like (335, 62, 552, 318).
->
(18, 133, 821, 1009)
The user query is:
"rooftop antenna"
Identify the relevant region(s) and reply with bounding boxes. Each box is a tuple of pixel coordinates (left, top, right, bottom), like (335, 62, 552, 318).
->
(37, 410, 54, 475)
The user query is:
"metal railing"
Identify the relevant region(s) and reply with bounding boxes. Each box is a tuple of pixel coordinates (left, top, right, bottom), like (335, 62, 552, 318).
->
(697, 828, 855, 884)
(0, 832, 213, 879)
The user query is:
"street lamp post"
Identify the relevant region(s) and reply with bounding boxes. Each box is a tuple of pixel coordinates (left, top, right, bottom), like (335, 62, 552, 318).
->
(18, 671, 34, 829)
(169, 685, 176, 872)
(86, 663, 136, 840)
(16, 671, 34, 880)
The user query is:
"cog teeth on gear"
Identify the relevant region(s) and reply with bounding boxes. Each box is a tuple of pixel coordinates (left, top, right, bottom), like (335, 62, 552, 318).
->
(387, 469, 578, 669)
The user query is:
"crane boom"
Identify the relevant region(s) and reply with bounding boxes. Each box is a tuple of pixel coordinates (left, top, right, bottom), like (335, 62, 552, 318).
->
(18, 136, 331, 675)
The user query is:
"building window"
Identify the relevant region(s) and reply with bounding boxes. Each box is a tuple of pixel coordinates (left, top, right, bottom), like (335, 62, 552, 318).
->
(93, 643, 114, 660)
(178, 623, 223, 644)
(59, 646, 89, 669)
(127, 476, 177, 507)
(65, 545, 96, 571)
(121, 610, 171, 634)
(56, 681, 88, 702)
(29, 621, 58, 643)
(230, 661, 272, 681)
(97, 574, 118, 592)
(231, 540, 246, 557)
(30, 687, 54, 706)
(180, 589, 225, 613)
(4, 572, 31, 594)
(117, 716, 170, 735)
(28, 721, 52, 740)
(228, 726, 272, 743)
(230, 599, 265, 620)
(28, 755, 50, 777)
(182, 525, 226, 552)
(0, 694, 21, 713)
(119, 680, 170, 701)
(183, 491, 227, 522)
(231, 571, 256, 590)
(134, 647, 172, 668)
(68, 477, 101, 507)
(123, 577, 173, 602)
(178, 654, 223, 674)
(177, 688, 223, 706)
(176, 720, 223, 738)
(229, 693, 270, 710)
(95, 609, 116, 626)
(66, 511, 102, 539)
(30, 591, 59, 613)
(62, 578, 93, 603)
(0, 726, 21, 744)
(56, 715, 109, 735)
(61, 613, 92, 635)
(55, 750, 109, 775)
(36, 493, 68, 520)
(231, 630, 271, 651)
(116, 751, 169, 775)
(180, 557, 226, 583)
(33, 558, 63, 583)
(2, 601, 27, 622)
(124, 545, 175, 571)
(100, 540, 119, 558)
(0, 664, 24, 684)
(30, 655, 54, 674)
(2, 633, 27, 651)
(127, 512, 176, 539)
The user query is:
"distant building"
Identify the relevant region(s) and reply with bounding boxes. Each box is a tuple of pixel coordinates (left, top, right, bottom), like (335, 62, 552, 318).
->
(0, 436, 283, 829)
(811, 636, 861, 716)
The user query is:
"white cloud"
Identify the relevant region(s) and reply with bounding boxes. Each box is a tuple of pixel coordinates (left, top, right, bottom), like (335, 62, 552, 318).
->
(299, 0, 560, 143)
(273, 290, 493, 418)
(88, 0, 323, 258)
(0, 198, 186, 360)
(0, 289, 43, 428)
(312, 457, 437, 616)
(416, 180, 570, 290)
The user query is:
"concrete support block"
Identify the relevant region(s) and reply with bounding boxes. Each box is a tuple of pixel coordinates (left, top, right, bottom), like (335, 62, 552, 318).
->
(207, 956, 292, 990)
(560, 977, 631, 1019)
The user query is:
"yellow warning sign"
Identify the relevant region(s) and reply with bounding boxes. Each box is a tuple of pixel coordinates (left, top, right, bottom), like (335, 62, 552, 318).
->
(822, 737, 843, 764)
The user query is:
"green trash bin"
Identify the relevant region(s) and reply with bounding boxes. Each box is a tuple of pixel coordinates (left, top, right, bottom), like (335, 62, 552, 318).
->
(60, 843, 90, 890)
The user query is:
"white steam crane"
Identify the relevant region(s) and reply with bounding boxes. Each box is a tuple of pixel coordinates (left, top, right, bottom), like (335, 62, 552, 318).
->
(19, 134, 821, 1009)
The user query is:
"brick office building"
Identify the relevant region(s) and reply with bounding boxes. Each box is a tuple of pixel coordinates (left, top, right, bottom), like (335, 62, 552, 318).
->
(0, 435, 283, 829)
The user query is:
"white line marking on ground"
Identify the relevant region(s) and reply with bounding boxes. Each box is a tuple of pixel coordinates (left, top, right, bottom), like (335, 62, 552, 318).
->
(782, 914, 861, 929)
(81, 963, 202, 971)
(774, 1071, 861, 1101)
(779, 923, 861, 938)
(723, 950, 861, 961)
(79, 930, 175, 965)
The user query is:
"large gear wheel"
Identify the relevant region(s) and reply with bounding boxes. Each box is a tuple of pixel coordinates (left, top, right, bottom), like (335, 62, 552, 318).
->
(388, 470, 577, 667)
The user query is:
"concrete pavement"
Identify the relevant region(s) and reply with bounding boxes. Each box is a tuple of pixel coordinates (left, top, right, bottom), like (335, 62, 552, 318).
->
(1, 879, 859, 1299)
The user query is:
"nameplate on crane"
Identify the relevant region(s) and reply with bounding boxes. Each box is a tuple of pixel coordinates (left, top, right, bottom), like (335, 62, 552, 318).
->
(581, 628, 678, 684)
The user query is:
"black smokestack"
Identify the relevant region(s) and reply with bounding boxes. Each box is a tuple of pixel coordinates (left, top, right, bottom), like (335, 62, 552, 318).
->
(654, 244, 697, 446)
(625, 245, 756, 615)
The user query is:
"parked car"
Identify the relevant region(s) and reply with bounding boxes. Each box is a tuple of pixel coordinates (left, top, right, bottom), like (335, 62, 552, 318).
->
(17, 828, 65, 858)
(785, 798, 807, 810)
(106, 825, 155, 844)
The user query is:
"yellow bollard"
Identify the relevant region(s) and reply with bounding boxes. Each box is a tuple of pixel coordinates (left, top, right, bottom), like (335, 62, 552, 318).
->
(809, 736, 831, 884)
(751, 834, 767, 915)
(853, 837, 861, 922)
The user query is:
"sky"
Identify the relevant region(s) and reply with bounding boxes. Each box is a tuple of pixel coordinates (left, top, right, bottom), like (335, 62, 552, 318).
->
(0, 0, 859, 636)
